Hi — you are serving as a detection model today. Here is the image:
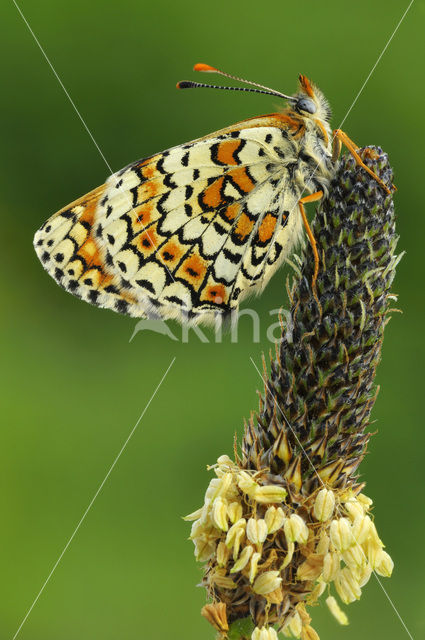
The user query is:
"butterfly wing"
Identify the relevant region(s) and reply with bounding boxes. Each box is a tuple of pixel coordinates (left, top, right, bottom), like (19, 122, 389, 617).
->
(33, 183, 145, 314)
(34, 116, 304, 323)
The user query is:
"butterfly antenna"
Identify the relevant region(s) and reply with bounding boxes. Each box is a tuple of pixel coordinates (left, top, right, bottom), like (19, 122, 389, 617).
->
(192, 62, 295, 101)
(177, 80, 293, 100)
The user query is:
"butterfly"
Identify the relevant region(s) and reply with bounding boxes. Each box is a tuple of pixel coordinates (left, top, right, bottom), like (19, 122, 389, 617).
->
(34, 63, 391, 324)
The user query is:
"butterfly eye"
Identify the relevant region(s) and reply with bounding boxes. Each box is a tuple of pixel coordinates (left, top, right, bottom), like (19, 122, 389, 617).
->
(296, 97, 317, 114)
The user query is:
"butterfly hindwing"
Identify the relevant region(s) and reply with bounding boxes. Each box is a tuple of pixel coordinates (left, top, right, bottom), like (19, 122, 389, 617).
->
(35, 119, 304, 322)
(33, 184, 143, 316)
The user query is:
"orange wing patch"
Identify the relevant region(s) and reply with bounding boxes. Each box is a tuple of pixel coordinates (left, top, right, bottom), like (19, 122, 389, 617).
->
(215, 139, 243, 165)
(227, 167, 255, 194)
(135, 179, 160, 204)
(200, 283, 229, 305)
(71, 186, 107, 273)
(132, 201, 159, 229)
(202, 176, 225, 209)
(141, 163, 158, 180)
(235, 213, 254, 241)
(222, 202, 240, 222)
(78, 237, 100, 267)
(258, 213, 277, 243)
(136, 223, 160, 257)
(176, 251, 208, 290)
(159, 240, 185, 268)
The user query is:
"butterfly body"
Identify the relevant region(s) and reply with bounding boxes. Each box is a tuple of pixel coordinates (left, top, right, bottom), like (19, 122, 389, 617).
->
(34, 70, 380, 324)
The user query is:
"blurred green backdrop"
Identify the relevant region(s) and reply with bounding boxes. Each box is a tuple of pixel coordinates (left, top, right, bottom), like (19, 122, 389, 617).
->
(1, 0, 424, 638)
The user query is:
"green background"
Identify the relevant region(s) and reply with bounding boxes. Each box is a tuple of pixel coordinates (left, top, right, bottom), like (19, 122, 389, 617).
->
(1, 0, 424, 638)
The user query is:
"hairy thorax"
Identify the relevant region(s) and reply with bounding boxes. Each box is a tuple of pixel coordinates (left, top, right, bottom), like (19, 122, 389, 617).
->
(296, 117, 334, 196)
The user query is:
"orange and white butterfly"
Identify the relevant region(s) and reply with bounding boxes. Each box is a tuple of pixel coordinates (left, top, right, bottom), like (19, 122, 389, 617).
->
(34, 63, 390, 324)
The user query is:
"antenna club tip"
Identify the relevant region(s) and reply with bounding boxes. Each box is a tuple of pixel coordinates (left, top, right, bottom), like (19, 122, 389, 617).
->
(176, 81, 195, 90)
(194, 63, 217, 72)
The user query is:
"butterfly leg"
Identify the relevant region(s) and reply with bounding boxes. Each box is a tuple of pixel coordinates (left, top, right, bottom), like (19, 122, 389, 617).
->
(298, 190, 323, 295)
(332, 129, 393, 194)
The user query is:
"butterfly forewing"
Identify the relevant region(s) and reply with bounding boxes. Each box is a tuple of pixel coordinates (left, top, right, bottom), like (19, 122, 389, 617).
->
(34, 119, 304, 322)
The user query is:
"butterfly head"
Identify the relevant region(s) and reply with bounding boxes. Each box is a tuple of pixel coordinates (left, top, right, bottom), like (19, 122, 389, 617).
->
(292, 75, 332, 123)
